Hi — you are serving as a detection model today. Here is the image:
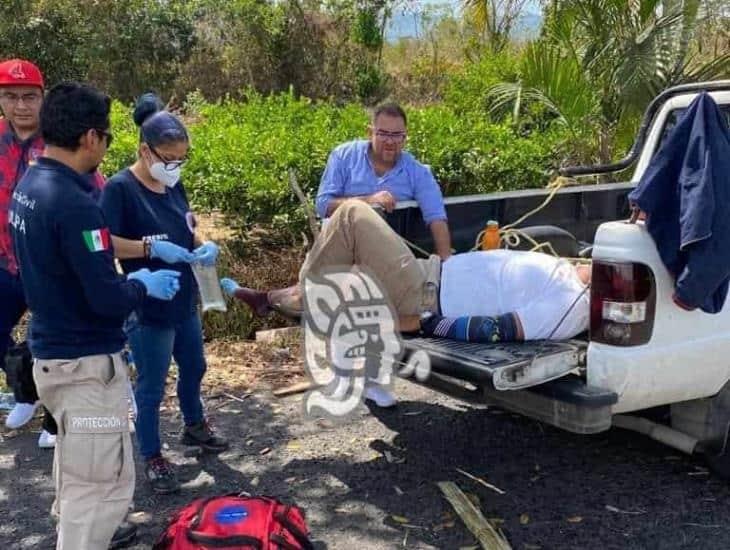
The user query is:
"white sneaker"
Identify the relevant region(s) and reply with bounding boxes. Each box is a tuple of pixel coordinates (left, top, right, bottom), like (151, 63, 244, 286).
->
(5, 401, 40, 429)
(38, 429, 56, 449)
(364, 385, 397, 408)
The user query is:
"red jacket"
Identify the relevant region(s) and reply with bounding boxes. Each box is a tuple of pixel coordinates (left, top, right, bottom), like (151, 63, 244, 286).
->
(0, 118, 105, 274)
(0, 119, 44, 274)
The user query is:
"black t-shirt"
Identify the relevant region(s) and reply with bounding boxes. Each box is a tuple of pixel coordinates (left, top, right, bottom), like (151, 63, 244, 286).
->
(100, 168, 197, 326)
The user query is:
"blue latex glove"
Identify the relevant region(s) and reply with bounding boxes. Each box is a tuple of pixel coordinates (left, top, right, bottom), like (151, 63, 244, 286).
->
(128, 268, 181, 301)
(193, 241, 219, 266)
(220, 277, 241, 297)
(150, 240, 194, 264)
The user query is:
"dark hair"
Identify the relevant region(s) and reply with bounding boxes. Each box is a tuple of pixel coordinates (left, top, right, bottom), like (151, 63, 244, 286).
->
(133, 92, 165, 126)
(372, 102, 407, 126)
(133, 92, 188, 147)
(40, 82, 110, 150)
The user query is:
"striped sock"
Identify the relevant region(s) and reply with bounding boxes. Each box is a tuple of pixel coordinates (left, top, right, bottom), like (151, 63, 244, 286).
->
(420, 313, 518, 343)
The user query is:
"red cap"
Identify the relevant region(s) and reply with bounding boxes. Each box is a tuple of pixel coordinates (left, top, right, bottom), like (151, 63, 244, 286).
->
(0, 59, 44, 89)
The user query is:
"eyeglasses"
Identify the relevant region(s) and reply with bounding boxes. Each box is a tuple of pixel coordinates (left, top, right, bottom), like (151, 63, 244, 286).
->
(148, 143, 188, 171)
(0, 91, 42, 105)
(374, 129, 407, 143)
(94, 128, 113, 147)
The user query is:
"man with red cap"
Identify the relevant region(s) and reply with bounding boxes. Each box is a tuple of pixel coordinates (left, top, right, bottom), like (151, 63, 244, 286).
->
(2, 63, 138, 549)
(0, 61, 110, 447)
(0, 59, 54, 443)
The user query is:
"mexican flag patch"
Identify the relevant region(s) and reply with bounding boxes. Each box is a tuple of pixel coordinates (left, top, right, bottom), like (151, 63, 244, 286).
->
(82, 228, 111, 252)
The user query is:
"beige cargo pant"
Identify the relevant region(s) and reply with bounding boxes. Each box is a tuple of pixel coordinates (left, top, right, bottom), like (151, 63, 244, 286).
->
(300, 199, 440, 316)
(33, 352, 134, 550)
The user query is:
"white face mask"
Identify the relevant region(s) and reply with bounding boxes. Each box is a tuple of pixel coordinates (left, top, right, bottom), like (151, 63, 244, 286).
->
(149, 161, 181, 188)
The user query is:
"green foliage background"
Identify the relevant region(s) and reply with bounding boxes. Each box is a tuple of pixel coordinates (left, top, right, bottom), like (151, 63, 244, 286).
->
(103, 90, 569, 237)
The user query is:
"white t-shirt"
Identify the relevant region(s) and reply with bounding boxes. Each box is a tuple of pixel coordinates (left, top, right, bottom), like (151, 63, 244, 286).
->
(439, 250, 589, 340)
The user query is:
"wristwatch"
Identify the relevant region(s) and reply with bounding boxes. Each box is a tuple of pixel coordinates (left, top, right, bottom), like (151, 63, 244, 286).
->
(142, 236, 152, 259)
(419, 310, 438, 335)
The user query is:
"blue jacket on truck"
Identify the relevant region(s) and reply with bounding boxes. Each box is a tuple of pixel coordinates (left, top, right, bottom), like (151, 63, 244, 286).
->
(9, 157, 146, 359)
(629, 92, 730, 313)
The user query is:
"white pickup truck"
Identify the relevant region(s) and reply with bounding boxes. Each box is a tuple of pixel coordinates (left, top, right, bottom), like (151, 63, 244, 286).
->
(391, 80, 730, 478)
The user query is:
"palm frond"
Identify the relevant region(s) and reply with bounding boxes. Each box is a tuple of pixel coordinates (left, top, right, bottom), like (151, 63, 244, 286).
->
(681, 53, 730, 82)
(485, 43, 599, 137)
(460, 0, 490, 32)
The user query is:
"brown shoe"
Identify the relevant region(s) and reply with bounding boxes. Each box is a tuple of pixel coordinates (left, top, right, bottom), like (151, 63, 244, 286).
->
(231, 287, 271, 316)
(267, 285, 302, 318)
(181, 420, 229, 453)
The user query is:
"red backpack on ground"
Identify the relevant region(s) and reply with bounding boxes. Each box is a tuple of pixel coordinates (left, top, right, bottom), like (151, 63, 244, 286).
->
(153, 494, 315, 550)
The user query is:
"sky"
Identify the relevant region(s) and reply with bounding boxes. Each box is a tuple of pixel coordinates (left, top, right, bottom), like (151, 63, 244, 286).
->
(386, 0, 543, 41)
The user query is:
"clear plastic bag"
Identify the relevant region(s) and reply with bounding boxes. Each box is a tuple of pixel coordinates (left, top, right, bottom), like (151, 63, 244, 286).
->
(191, 262, 227, 312)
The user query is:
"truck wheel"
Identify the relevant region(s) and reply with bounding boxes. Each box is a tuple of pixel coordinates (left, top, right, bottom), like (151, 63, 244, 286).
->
(703, 423, 730, 480)
(671, 383, 730, 480)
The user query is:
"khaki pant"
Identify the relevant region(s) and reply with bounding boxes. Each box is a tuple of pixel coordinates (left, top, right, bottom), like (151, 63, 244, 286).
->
(34, 353, 134, 550)
(300, 200, 440, 316)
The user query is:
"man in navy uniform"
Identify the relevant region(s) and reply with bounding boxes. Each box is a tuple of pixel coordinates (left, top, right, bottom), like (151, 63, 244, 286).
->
(10, 81, 182, 550)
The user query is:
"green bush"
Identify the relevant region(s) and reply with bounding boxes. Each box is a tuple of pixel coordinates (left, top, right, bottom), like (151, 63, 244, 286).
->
(408, 106, 568, 194)
(182, 92, 367, 231)
(102, 91, 569, 236)
(443, 51, 521, 115)
(104, 101, 139, 176)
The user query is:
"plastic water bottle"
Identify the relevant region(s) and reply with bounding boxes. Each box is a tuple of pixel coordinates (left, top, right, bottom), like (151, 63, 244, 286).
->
(481, 220, 501, 250)
(191, 262, 228, 312)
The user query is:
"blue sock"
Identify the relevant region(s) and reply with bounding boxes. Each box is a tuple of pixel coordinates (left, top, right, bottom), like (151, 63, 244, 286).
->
(419, 314, 519, 343)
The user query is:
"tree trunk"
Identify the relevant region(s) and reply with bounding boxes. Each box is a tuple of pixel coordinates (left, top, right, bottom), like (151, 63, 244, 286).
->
(598, 125, 613, 165)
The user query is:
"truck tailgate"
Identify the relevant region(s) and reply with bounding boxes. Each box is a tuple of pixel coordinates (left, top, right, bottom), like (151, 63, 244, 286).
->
(403, 336, 586, 390)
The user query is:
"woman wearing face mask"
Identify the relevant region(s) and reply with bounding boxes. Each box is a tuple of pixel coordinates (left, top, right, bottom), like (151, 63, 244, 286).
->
(100, 93, 228, 495)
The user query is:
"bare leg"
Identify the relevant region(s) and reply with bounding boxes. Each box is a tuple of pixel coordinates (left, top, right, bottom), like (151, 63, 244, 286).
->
(398, 315, 421, 333)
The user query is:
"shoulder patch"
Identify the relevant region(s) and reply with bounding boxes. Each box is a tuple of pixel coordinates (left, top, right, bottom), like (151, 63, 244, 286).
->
(82, 228, 111, 252)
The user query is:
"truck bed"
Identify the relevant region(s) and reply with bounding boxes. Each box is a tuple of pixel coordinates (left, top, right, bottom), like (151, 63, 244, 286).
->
(403, 336, 587, 391)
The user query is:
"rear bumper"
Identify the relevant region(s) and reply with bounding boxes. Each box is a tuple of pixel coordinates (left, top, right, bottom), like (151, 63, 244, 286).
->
(404, 371, 617, 434)
(402, 337, 617, 434)
(483, 375, 617, 434)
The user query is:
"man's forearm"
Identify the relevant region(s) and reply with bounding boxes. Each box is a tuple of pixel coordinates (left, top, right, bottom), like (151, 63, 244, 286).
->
(110, 235, 145, 260)
(429, 220, 452, 259)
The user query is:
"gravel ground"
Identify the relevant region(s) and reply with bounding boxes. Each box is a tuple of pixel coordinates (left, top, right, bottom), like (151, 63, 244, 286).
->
(3, 376, 730, 549)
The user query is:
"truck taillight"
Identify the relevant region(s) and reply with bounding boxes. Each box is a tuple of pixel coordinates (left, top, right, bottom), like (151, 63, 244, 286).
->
(590, 260, 656, 346)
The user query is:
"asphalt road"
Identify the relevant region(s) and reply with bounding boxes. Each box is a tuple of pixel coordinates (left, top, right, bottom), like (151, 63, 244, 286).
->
(2, 379, 730, 549)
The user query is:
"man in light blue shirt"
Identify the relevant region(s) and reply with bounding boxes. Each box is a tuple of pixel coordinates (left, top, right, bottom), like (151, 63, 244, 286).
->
(316, 103, 452, 259)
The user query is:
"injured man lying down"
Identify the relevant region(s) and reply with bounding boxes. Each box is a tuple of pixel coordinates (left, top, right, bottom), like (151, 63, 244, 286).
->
(221, 200, 591, 344)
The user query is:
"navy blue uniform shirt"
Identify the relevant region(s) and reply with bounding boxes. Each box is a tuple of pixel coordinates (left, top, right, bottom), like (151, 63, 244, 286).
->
(629, 92, 730, 313)
(100, 168, 196, 326)
(9, 157, 146, 359)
